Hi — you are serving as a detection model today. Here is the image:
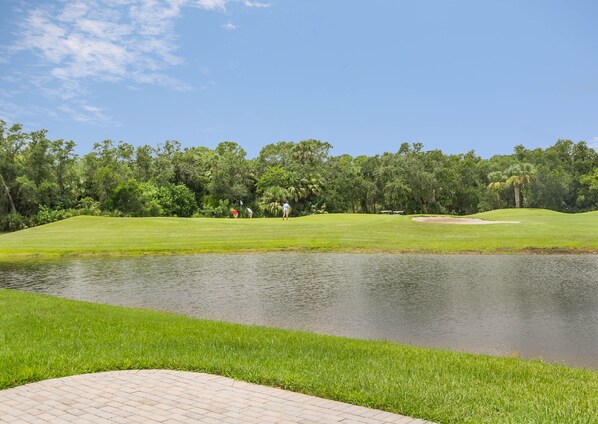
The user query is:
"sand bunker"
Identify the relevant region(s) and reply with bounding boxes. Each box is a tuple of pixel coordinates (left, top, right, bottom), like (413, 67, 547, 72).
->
(412, 217, 519, 225)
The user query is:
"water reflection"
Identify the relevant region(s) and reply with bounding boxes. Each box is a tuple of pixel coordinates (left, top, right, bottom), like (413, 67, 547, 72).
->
(1, 254, 597, 368)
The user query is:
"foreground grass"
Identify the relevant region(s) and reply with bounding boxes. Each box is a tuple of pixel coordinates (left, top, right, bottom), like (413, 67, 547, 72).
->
(2, 209, 598, 257)
(1, 290, 596, 423)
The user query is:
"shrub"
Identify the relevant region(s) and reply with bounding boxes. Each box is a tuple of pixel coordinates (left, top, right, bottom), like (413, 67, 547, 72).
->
(146, 184, 197, 217)
(33, 206, 71, 226)
(109, 179, 146, 216)
(199, 198, 231, 217)
(77, 197, 102, 216)
(0, 213, 29, 232)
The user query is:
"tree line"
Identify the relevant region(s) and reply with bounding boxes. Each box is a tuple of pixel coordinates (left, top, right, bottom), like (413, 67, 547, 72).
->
(2, 118, 598, 231)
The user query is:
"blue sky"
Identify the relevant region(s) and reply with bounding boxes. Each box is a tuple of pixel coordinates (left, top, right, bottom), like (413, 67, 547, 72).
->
(1, 0, 598, 158)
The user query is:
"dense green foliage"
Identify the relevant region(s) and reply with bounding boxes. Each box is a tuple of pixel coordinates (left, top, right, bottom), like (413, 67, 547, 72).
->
(1, 289, 596, 423)
(3, 119, 598, 231)
(2, 209, 598, 257)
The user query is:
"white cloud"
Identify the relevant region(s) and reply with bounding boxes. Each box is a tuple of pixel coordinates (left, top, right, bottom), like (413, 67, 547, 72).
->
(193, 0, 228, 10)
(14, 2, 180, 85)
(242, 1, 271, 8)
(0, 89, 22, 124)
(5, 0, 269, 123)
(133, 72, 193, 91)
(57, 102, 113, 124)
(1, 75, 20, 84)
(197, 65, 211, 75)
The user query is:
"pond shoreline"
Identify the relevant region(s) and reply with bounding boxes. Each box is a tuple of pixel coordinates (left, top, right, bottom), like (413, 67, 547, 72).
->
(3, 253, 597, 369)
(2, 289, 597, 423)
(3, 246, 598, 261)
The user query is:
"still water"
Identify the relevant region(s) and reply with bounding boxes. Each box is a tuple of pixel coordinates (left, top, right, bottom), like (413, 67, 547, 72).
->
(1, 254, 597, 368)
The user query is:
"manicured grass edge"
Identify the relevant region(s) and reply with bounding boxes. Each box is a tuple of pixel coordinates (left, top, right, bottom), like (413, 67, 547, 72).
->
(3, 246, 598, 260)
(1, 289, 596, 424)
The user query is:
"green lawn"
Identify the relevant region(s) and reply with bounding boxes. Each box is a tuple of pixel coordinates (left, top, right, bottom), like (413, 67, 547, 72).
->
(2, 209, 598, 257)
(1, 289, 596, 424)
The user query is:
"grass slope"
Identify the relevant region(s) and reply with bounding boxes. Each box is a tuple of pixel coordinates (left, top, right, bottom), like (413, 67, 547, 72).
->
(1, 209, 598, 257)
(1, 289, 596, 424)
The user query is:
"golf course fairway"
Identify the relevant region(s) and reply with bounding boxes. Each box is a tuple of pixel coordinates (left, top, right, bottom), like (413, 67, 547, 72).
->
(2, 208, 598, 257)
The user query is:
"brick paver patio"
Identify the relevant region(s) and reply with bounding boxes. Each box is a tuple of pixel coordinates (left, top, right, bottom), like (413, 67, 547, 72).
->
(0, 370, 435, 423)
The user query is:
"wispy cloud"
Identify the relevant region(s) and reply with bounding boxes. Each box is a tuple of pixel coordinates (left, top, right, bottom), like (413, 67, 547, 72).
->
(222, 22, 237, 31)
(4, 0, 270, 123)
(57, 102, 114, 125)
(242, 1, 271, 8)
(12, 1, 189, 89)
(0, 89, 22, 124)
(193, 0, 228, 11)
(0, 76, 20, 84)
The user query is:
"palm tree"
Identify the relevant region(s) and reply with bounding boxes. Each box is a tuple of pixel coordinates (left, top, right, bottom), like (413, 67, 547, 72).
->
(306, 175, 323, 197)
(486, 171, 506, 208)
(505, 163, 537, 208)
(259, 186, 289, 216)
(292, 142, 314, 165)
(287, 183, 307, 203)
(287, 174, 324, 213)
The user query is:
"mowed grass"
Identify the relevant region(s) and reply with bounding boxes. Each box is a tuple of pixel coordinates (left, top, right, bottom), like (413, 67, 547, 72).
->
(1, 289, 596, 424)
(2, 209, 598, 257)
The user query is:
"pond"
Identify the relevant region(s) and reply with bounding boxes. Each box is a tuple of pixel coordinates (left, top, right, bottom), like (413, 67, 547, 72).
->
(1, 253, 596, 368)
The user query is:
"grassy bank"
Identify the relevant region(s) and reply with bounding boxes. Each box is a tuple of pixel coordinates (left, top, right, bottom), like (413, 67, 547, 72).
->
(1, 209, 598, 257)
(1, 289, 596, 423)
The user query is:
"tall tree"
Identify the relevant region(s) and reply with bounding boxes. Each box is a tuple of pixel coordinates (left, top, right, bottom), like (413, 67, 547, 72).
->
(505, 163, 537, 208)
(133, 145, 155, 182)
(321, 154, 363, 213)
(153, 140, 180, 185)
(173, 146, 212, 205)
(256, 141, 296, 173)
(208, 142, 254, 205)
(487, 171, 506, 208)
(81, 140, 133, 207)
(51, 139, 78, 205)
(0, 120, 26, 215)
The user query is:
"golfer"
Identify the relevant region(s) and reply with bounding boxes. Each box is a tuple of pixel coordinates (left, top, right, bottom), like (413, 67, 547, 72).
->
(282, 201, 290, 220)
(247, 207, 253, 219)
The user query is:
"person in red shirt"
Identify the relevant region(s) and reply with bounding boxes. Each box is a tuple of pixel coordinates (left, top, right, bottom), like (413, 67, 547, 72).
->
(231, 209, 238, 218)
